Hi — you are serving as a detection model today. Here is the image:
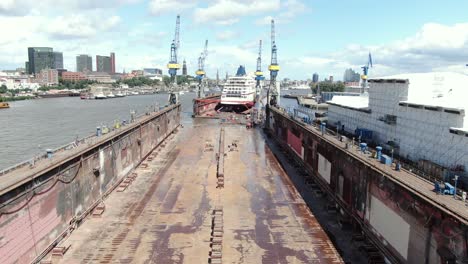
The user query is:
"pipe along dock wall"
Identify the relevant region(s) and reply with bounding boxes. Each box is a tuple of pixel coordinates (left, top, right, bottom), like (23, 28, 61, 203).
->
(268, 106, 467, 264)
(0, 104, 181, 264)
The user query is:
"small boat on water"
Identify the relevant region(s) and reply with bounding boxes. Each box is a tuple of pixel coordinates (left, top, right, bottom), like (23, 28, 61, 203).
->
(95, 93, 106, 99)
(0, 102, 10, 109)
(106, 93, 116, 98)
(80, 93, 94, 100)
(116, 92, 125, 97)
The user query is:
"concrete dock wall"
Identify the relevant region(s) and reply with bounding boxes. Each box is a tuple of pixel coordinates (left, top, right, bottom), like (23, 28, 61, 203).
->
(268, 107, 467, 264)
(0, 104, 181, 264)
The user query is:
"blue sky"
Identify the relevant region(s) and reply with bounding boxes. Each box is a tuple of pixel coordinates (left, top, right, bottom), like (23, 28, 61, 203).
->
(1, 0, 468, 80)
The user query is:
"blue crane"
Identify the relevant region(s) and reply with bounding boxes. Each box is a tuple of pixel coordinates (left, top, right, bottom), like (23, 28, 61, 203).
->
(167, 15, 180, 104)
(255, 40, 265, 92)
(361, 52, 373, 88)
(195, 39, 208, 98)
(267, 19, 279, 106)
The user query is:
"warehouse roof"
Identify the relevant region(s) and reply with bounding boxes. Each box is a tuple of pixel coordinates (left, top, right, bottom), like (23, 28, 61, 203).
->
(327, 95, 369, 109)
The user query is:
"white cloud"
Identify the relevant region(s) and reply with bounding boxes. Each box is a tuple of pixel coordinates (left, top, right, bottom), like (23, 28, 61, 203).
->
(216, 30, 238, 41)
(0, 0, 138, 16)
(256, 0, 307, 25)
(279, 22, 468, 80)
(149, 0, 195, 16)
(47, 15, 121, 40)
(194, 0, 280, 25)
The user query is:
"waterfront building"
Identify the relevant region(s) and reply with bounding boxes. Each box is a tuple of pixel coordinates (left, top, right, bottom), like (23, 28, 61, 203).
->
(143, 68, 163, 76)
(182, 60, 187, 75)
(27, 47, 54, 75)
(131, 70, 144, 77)
(312, 73, 319, 83)
(343, 68, 360, 82)
(62, 71, 86, 82)
(53, 52, 64, 69)
(35, 69, 59, 85)
(96, 55, 112, 73)
(76, 54, 93, 72)
(0, 71, 31, 89)
(86, 72, 114, 83)
(110, 52, 116, 74)
(327, 72, 468, 171)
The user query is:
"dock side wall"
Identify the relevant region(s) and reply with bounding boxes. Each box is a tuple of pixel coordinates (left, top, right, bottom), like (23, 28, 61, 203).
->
(0, 104, 181, 264)
(193, 95, 220, 117)
(269, 107, 467, 264)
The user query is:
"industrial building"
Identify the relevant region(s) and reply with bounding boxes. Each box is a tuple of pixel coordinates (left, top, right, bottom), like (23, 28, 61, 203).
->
(62, 71, 86, 82)
(327, 72, 468, 171)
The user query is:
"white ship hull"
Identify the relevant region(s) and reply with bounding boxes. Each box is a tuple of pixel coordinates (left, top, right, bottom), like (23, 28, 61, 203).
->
(220, 75, 256, 108)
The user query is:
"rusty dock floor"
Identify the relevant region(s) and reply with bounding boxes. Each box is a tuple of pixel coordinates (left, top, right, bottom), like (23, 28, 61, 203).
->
(49, 119, 342, 264)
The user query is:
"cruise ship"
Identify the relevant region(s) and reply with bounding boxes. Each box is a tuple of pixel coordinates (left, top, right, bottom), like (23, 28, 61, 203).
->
(217, 65, 256, 112)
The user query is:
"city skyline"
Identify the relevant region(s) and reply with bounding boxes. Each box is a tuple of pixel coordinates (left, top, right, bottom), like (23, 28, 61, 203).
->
(1, 1, 468, 79)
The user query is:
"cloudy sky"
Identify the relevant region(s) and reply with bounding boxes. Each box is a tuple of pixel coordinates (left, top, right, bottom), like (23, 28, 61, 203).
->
(1, 0, 468, 80)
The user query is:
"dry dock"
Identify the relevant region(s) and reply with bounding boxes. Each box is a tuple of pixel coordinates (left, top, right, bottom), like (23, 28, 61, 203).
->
(48, 118, 342, 263)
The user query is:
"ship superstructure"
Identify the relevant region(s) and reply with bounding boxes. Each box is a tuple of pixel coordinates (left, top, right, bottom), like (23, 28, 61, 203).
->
(218, 65, 256, 111)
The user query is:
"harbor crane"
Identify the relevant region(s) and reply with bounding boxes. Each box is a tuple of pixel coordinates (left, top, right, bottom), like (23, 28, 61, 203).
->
(167, 15, 181, 105)
(267, 19, 280, 107)
(254, 40, 265, 96)
(195, 39, 208, 98)
(360, 52, 373, 89)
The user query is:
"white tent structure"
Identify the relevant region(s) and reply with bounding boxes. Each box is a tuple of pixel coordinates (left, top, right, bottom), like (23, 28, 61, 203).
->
(328, 72, 468, 169)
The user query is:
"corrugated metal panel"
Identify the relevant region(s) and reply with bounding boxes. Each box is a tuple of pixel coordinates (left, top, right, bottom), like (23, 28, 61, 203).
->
(287, 129, 302, 157)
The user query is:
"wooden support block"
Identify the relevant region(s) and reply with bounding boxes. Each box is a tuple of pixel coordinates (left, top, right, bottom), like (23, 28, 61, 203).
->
(51, 245, 71, 257)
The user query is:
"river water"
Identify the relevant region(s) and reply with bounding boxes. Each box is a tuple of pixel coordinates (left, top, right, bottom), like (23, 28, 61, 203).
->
(0, 90, 304, 170)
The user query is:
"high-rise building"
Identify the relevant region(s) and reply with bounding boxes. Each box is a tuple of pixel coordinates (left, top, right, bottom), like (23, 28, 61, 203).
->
(53, 52, 63, 69)
(76, 55, 93, 72)
(27, 47, 54, 75)
(110, 52, 116, 74)
(96, 55, 112, 73)
(312, 73, 319, 83)
(343, 68, 360, 82)
(182, 59, 187, 75)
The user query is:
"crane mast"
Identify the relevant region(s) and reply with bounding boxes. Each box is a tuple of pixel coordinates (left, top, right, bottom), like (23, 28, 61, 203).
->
(267, 19, 280, 107)
(195, 40, 209, 98)
(255, 40, 264, 93)
(167, 15, 181, 104)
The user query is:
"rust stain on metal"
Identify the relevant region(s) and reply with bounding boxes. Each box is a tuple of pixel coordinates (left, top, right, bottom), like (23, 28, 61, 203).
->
(49, 119, 343, 264)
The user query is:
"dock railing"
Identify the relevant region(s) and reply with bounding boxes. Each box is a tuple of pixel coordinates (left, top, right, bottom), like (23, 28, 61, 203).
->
(0, 105, 166, 177)
(280, 105, 467, 197)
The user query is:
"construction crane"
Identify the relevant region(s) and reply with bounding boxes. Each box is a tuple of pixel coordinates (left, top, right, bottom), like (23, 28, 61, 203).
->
(195, 39, 208, 98)
(360, 52, 373, 89)
(167, 15, 180, 105)
(254, 40, 264, 96)
(267, 19, 280, 107)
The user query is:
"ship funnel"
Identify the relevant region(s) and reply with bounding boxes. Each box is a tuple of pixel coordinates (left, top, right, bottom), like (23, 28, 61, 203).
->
(236, 65, 246, 76)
